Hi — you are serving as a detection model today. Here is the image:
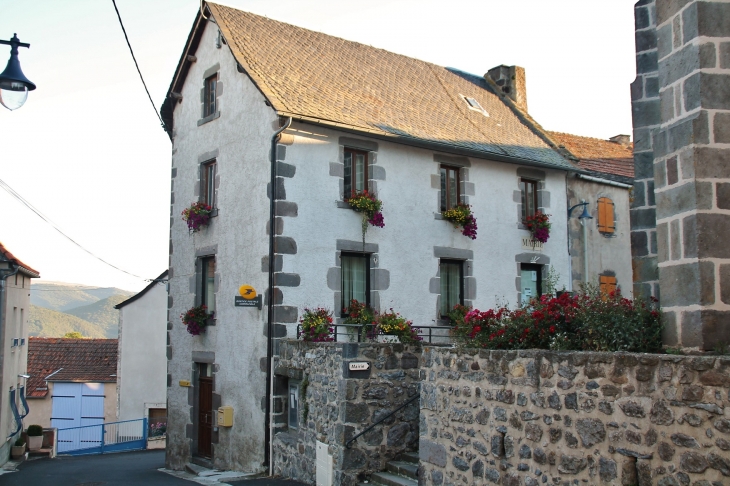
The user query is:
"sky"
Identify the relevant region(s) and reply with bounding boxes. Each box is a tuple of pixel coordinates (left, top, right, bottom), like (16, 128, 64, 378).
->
(1, 0, 639, 292)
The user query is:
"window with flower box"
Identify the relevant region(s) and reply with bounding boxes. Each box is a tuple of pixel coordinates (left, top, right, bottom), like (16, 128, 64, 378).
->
(200, 257, 216, 315)
(439, 259, 463, 318)
(440, 165, 460, 212)
(343, 148, 368, 200)
(201, 160, 216, 208)
(520, 178, 538, 222)
(341, 253, 369, 316)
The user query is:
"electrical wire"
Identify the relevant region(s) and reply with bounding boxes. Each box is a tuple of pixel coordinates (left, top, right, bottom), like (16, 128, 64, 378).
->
(111, 0, 165, 129)
(0, 178, 152, 282)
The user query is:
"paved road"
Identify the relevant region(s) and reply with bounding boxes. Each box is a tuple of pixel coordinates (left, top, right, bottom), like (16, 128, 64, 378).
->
(0, 450, 189, 486)
(0, 450, 309, 486)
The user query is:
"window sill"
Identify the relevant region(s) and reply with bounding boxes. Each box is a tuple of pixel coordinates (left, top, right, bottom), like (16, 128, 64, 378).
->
(206, 317, 216, 327)
(433, 213, 444, 220)
(336, 200, 351, 209)
(197, 111, 221, 126)
(209, 208, 219, 218)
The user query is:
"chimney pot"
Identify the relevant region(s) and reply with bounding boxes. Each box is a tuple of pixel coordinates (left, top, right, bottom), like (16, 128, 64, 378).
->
(486, 65, 527, 112)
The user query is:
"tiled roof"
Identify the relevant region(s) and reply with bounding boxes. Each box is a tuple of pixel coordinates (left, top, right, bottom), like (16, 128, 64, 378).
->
(169, 3, 571, 170)
(0, 241, 39, 277)
(548, 131, 634, 181)
(26, 338, 118, 398)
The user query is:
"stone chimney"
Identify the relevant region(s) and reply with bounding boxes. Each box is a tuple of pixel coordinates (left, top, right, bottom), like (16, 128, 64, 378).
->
(486, 65, 528, 112)
(609, 134, 631, 146)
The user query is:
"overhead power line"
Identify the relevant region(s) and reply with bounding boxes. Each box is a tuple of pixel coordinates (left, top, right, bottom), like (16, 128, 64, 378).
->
(111, 0, 165, 129)
(0, 178, 150, 282)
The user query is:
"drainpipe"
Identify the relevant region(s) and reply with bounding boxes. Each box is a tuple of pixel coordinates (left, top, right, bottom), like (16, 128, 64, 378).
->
(265, 116, 292, 474)
(582, 207, 589, 284)
(0, 263, 20, 441)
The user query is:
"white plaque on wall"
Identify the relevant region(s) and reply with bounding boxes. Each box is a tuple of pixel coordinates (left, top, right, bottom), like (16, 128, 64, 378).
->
(521, 237, 544, 252)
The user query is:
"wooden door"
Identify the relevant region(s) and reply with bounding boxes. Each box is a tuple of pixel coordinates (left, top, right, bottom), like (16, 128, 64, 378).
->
(197, 377, 213, 457)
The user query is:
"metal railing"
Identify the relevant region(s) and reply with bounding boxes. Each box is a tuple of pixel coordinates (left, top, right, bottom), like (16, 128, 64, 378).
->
(345, 394, 419, 448)
(57, 418, 147, 455)
(297, 323, 455, 344)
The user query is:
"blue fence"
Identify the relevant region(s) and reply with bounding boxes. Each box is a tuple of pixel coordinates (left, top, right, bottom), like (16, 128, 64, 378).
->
(57, 418, 148, 455)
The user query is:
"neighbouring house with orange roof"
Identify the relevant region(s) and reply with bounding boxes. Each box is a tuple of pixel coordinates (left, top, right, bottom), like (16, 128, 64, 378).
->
(547, 132, 635, 295)
(159, 2, 633, 476)
(0, 242, 39, 465)
(24, 338, 118, 432)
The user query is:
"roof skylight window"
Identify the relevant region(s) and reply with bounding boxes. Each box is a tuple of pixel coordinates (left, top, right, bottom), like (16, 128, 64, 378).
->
(462, 95, 489, 117)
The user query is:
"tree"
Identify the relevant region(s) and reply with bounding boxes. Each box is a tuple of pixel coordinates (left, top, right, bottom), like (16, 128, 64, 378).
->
(63, 331, 84, 339)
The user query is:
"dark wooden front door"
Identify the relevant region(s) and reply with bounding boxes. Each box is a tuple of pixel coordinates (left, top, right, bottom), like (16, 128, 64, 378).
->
(197, 376, 213, 457)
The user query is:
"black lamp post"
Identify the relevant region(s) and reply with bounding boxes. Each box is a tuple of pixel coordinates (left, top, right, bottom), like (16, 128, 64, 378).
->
(0, 34, 36, 111)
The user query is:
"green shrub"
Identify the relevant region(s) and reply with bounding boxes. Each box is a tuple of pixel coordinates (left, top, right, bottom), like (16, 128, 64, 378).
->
(27, 425, 43, 437)
(451, 286, 662, 353)
(14, 437, 24, 447)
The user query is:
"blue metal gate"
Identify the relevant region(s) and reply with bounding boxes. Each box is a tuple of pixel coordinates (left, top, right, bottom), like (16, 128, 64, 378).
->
(57, 418, 148, 455)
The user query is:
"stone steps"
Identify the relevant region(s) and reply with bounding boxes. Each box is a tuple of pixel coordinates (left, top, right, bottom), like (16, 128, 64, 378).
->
(361, 451, 418, 486)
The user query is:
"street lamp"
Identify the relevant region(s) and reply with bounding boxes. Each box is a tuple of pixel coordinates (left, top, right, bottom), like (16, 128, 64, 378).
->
(0, 34, 36, 111)
(568, 200, 593, 284)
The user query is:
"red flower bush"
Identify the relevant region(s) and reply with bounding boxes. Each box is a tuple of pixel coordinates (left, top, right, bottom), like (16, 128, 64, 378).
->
(451, 287, 661, 353)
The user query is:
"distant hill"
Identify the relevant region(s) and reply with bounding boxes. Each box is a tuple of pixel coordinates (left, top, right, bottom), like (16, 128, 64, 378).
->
(28, 306, 106, 339)
(31, 281, 133, 312)
(65, 295, 129, 338)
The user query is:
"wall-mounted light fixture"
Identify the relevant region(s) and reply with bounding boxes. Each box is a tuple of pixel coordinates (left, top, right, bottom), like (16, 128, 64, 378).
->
(568, 201, 593, 220)
(0, 34, 36, 111)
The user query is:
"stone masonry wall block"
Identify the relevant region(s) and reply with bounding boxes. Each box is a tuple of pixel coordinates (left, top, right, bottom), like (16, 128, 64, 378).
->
(418, 348, 729, 486)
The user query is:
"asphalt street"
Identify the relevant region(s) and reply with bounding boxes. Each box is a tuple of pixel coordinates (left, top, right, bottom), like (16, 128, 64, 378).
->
(0, 450, 309, 486)
(0, 450, 188, 486)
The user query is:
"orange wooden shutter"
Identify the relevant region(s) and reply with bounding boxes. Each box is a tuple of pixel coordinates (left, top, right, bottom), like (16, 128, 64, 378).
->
(600, 275, 617, 295)
(598, 198, 615, 234)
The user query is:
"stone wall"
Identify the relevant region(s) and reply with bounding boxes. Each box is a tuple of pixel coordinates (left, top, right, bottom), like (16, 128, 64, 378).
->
(632, 0, 730, 349)
(419, 347, 730, 486)
(631, 0, 661, 301)
(272, 340, 421, 486)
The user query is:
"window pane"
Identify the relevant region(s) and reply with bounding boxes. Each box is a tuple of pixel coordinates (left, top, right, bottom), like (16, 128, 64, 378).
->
(448, 169, 458, 209)
(288, 383, 299, 429)
(440, 168, 447, 212)
(440, 261, 462, 316)
(343, 151, 352, 199)
(526, 181, 535, 217)
(354, 154, 365, 192)
(342, 254, 367, 312)
(204, 258, 216, 313)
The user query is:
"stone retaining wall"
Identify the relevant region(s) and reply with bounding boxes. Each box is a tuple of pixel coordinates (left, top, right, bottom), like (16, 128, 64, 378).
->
(272, 340, 421, 485)
(419, 347, 730, 486)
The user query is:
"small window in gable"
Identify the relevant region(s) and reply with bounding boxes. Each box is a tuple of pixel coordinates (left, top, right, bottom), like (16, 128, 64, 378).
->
(599, 274, 617, 295)
(597, 197, 615, 234)
(343, 148, 368, 200)
(203, 74, 217, 117)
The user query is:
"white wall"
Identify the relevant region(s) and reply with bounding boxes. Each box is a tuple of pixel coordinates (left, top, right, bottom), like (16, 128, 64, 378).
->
(167, 18, 279, 473)
(117, 282, 167, 422)
(0, 272, 32, 464)
(281, 124, 570, 329)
